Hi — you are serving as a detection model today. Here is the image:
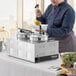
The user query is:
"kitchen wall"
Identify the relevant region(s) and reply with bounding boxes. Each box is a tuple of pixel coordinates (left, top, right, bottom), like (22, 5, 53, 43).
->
(0, 0, 17, 43)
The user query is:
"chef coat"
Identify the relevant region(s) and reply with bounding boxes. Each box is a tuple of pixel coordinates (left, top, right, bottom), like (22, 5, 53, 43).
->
(37, 2, 76, 53)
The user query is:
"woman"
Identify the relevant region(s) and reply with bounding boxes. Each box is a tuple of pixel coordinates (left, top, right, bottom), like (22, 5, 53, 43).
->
(36, 0, 76, 53)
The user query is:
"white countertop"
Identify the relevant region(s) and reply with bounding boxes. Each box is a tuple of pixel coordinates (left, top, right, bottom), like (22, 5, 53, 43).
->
(0, 52, 62, 72)
(0, 51, 62, 76)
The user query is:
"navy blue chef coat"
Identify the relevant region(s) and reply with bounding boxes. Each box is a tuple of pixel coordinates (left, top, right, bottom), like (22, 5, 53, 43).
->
(37, 2, 75, 38)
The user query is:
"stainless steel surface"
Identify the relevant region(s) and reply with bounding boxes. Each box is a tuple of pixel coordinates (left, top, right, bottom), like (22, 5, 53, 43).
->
(17, 28, 32, 39)
(29, 33, 48, 42)
(7, 30, 59, 62)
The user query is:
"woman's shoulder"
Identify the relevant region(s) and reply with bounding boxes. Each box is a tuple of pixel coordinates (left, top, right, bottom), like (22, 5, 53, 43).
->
(63, 3, 74, 11)
(60, 2, 75, 13)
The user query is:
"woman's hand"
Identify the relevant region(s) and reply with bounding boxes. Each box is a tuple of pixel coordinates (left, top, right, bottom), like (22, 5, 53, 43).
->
(35, 9, 42, 17)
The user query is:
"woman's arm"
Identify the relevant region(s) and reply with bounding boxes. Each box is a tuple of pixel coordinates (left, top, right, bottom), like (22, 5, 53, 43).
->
(47, 8, 75, 37)
(36, 4, 52, 24)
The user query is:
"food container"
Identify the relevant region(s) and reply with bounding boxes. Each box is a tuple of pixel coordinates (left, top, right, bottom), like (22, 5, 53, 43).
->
(17, 28, 32, 39)
(60, 52, 76, 68)
(41, 24, 48, 30)
(17, 32, 30, 39)
(30, 34, 48, 42)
